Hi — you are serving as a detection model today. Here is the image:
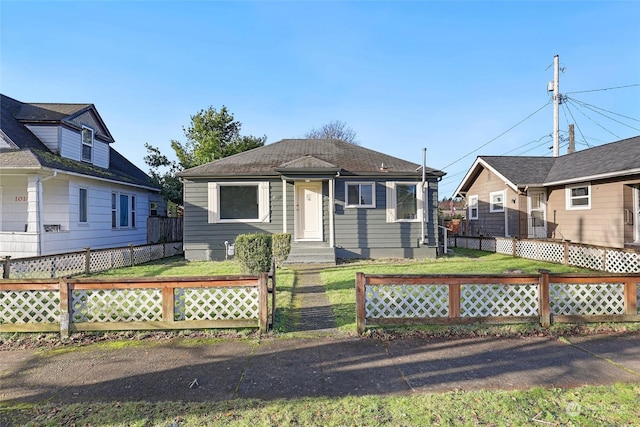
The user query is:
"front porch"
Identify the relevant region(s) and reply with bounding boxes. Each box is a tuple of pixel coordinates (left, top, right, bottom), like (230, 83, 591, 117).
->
(284, 242, 336, 265)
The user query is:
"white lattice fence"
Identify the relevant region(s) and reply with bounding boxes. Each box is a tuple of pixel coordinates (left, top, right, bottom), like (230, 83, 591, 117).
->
(480, 238, 496, 252)
(517, 240, 564, 264)
(0, 290, 60, 324)
(133, 246, 153, 265)
(460, 284, 539, 317)
(550, 283, 625, 315)
(71, 289, 163, 322)
(569, 246, 605, 271)
(605, 250, 640, 273)
(148, 244, 165, 261)
(175, 287, 260, 321)
(495, 238, 513, 255)
(365, 284, 449, 318)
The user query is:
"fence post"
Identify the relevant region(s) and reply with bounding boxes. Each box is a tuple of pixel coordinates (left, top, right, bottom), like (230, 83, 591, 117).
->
(624, 281, 637, 316)
(258, 272, 268, 334)
(356, 272, 365, 335)
(162, 285, 175, 322)
(512, 237, 517, 257)
(59, 278, 70, 339)
(2, 256, 10, 279)
(129, 244, 135, 266)
(538, 269, 551, 327)
(269, 262, 277, 328)
(84, 248, 91, 274)
(448, 283, 461, 319)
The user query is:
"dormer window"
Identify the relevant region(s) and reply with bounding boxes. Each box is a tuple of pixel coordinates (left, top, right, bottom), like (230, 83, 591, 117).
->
(81, 126, 93, 163)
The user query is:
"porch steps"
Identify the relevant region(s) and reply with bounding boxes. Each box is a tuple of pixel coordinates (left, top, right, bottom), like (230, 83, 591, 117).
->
(284, 243, 336, 265)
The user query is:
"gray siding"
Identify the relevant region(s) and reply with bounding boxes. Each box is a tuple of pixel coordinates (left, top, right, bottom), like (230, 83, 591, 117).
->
(183, 178, 284, 260)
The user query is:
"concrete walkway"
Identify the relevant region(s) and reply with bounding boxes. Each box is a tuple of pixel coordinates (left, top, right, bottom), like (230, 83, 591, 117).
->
(287, 264, 338, 334)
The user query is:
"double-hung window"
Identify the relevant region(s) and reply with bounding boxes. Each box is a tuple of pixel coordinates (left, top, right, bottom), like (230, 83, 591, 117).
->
(468, 195, 479, 220)
(345, 182, 375, 208)
(490, 190, 505, 213)
(386, 182, 422, 222)
(208, 182, 270, 223)
(81, 126, 93, 163)
(566, 183, 591, 210)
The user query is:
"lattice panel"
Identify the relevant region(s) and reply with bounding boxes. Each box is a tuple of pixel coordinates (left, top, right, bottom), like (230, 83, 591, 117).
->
(72, 289, 162, 322)
(495, 238, 513, 255)
(133, 246, 152, 265)
(148, 244, 165, 261)
(176, 287, 259, 321)
(550, 283, 624, 315)
(461, 284, 539, 317)
(568, 246, 605, 271)
(9, 258, 57, 279)
(0, 290, 60, 324)
(518, 241, 564, 264)
(481, 238, 496, 252)
(365, 284, 449, 318)
(605, 250, 640, 273)
(111, 248, 132, 269)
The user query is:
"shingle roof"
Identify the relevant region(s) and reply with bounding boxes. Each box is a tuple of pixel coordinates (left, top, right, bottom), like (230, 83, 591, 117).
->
(180, 139, 445, 178)
(545, 135, 640, 184)
(0, 94, 158, 190)
(456, 135, 640, 195)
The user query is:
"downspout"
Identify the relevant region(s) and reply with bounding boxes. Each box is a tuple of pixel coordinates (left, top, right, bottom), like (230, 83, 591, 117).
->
(37, 171, 57, 255)
(421, 148, 426, 245)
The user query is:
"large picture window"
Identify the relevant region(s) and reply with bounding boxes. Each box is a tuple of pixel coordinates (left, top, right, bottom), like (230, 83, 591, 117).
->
(208, 182, 270, 223)
(566, 183, 591, 210)
(345, 182, 375, 208)
(112, 192, 136, 228)
(386, 182, 422, 223)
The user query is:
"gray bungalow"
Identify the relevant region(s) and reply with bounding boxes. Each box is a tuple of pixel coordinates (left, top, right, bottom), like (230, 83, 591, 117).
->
(179, 139, 445, 263)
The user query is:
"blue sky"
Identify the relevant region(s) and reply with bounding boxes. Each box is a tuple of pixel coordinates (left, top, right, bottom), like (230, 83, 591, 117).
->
(2, 1, 639, 197)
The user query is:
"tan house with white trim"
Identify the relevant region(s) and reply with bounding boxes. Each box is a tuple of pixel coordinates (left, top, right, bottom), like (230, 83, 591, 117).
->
(454, 135, 640, 249)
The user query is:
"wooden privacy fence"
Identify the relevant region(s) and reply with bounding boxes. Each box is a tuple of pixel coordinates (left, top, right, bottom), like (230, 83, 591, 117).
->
(0, 274, 272, 337)
(450, 236, 640, 273)
(1, 241, 184, 279)
(355, 271, 640, 334)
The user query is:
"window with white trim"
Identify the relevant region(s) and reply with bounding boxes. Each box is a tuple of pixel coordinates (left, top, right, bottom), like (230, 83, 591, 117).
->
(468, 195, 479, 220)
(81, 126, 93, 163)
(111, 192, 136, 228)
(490, 190, 505, 213)
(386, 182, 422, 223)
(345, 182, 375, 208)
(566, 183, 591, 210)
(208, 182, 270, 223)
(79, 188, 88, 223)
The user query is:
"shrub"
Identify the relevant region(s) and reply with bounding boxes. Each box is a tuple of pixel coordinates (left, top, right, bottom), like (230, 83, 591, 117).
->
(272, 233, 291, 267)
(234, 233, 272, 274)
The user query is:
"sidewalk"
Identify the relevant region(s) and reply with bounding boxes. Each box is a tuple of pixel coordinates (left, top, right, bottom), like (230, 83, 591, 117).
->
(1, 334, 639, 404)
(1, 266, 640, 404)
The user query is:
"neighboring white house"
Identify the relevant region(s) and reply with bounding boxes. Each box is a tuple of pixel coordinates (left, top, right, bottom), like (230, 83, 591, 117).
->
(0, 94, 162, 258)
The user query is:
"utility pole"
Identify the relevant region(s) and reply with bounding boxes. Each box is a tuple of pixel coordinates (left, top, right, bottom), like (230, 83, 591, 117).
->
(568, 124, 575, 154)
(552, 54, 560, 157)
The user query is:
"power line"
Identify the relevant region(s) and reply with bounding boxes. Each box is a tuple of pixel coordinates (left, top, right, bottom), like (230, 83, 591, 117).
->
(567, 97, 640, 131)
(561, 102, 594, 145)
(565, 83, 640, 95)
(440, 101, 551, 171)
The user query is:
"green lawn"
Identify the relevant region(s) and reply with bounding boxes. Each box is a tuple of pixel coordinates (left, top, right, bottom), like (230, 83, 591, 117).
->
(2, 383, 638, 426)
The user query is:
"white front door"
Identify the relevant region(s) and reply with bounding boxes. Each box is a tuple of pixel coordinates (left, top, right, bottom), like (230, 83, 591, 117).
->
(528, 191, 547, 238)
(295, 182, 323, 241)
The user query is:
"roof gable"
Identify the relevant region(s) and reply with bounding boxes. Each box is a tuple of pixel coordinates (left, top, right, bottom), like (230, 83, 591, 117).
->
(180, 139, 445, 178)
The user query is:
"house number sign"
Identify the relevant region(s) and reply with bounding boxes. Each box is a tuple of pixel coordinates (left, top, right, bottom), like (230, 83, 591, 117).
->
(14, 195, 28, 202)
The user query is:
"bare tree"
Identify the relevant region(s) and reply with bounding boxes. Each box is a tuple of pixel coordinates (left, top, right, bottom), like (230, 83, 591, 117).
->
(304, 120, 358, 145)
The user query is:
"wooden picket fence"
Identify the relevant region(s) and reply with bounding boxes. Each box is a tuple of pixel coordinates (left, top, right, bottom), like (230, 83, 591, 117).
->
(0, 273, 274, 337)
(356, 271, 640, 334)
